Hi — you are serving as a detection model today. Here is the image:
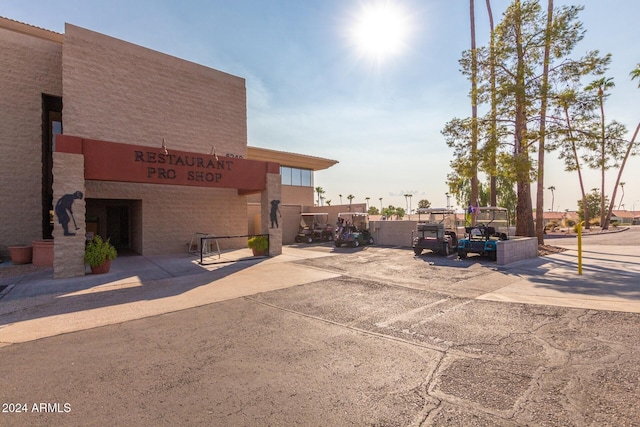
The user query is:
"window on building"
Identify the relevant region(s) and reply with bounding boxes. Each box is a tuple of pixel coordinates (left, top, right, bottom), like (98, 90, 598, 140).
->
(280, 166, 313, 187)
(42, 94, 62, 239)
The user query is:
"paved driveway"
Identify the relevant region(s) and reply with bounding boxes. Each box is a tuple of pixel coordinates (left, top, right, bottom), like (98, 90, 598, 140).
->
(0, 229, 638, 426)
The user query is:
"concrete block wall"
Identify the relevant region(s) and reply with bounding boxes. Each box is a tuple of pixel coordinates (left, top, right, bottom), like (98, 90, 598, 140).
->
(369, 220, 416, 247)
(62, 24, 247, 157)
(52, 152, 86, 278)
(0, 25, 62, 258)
(61, 24, 250, 256)
(497, 237, 538, 266)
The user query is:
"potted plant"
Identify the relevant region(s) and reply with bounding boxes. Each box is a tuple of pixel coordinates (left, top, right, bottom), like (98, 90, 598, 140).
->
(247, 235, 269, 256)
(84, 235, 118, 274)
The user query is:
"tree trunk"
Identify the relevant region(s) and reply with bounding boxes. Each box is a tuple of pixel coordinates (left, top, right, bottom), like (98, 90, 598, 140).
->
(470, 0, 479, 211)
(598, 90, 607, 228)
(604, 122, 640, 226)
(562, 102, 590, 228)
(485, 0, 498, 207)
(535, 0, 554, 244)
(514, 0, 535, 237)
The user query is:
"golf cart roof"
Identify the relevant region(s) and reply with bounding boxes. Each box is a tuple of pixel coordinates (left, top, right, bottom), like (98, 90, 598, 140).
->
(338, 212, 368, 217)
(476, 206, 508, 212)
(416, 208, 455, 214)
(301, 213, 329, 216)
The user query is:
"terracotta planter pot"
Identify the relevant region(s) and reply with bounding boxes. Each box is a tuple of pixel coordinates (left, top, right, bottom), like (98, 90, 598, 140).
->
(90, 260, 111, 274)
(251, 248, 267, 256)
(32, 239, 54, 267)
(8, 245, 33, 265)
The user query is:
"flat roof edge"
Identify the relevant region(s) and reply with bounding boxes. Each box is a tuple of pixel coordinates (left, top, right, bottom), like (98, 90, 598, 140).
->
(0, 16, 63, 43)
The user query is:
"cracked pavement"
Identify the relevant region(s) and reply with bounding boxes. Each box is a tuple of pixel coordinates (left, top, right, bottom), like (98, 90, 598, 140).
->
(0, 230, 638, 426)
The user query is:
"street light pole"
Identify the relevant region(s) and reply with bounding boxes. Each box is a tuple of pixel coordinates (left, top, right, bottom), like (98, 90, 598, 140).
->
(445, 193, 451, 210)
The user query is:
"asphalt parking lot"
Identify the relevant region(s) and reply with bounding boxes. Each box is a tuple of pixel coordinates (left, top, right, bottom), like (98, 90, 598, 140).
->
(0, 229, 638, 426)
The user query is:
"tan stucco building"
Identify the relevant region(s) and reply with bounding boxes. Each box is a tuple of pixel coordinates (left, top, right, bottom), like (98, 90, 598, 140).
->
(0, 17, 336, 277)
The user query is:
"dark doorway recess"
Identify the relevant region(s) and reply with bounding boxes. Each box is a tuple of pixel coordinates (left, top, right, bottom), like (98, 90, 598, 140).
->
(42, 94, 62, 239)
(107, 206, 130, 249)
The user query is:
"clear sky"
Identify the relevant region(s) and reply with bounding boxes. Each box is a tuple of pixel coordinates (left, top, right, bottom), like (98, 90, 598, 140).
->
(3, 0, 639, 213)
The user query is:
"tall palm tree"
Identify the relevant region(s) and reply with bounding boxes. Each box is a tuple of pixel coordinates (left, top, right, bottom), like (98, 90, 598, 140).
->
(604, 65, 639, 225)
(347, 194, 355, 208)
(585, 76, 615, 226)
(618, 182, 625, 210)
(631, 63, 640, 87)
(315, 186, 324, 206)
(547, 186, 555, 212)
(557, 90, 591, 229)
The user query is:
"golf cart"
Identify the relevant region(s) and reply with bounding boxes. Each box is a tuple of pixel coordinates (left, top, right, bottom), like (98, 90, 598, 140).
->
(295, 213, 334, 243)
(457, 207, 509, 261)
(334, 212, 374, 247)
(412, 208, 459, 256)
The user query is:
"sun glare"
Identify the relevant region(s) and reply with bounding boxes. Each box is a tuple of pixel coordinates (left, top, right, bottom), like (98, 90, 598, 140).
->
(350, 1, 411, 62)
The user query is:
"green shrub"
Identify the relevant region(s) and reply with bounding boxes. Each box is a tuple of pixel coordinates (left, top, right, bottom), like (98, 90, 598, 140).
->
(247, 235, 269, 251)
(84, 235, 118, 267)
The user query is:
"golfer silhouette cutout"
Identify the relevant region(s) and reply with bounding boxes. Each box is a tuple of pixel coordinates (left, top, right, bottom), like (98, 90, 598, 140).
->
(55, 191, 83, 236)
(270, 199, 281, 228)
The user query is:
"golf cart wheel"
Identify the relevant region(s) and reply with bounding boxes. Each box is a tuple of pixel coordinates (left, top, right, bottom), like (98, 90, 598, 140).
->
(368, 237, 374, 245)
(443, 242, 450, 256)
(413, 248, 423, 256)
(457, 251, 467, 259)
(334, 240, 342, 247)
(353, 240, 360, 247)
(306, 236, 313, 244)
(488, 251, 497, 261)
(295, 236, 302, 243)
(327, 234, 334, 241)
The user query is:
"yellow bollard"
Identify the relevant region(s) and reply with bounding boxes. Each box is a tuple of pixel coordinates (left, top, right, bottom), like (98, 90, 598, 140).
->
(577, 221, 584, 275)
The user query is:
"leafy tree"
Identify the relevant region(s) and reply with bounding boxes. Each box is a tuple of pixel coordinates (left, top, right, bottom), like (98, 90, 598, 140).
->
(368, 206, 380, 215)
(395, 207, 406, 219)
(382, 205, 399, 219)
(547, 88, 597, 229)
(325, 199, 331, 206)
(577, 188, 608, 225)
(448, 1, 609, 237)
(417, 199, 431, 209)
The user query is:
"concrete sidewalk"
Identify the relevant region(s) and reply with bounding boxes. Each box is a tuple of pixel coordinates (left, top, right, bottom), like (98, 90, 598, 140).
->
(2, 241, 639, 346)
(0, 247, 341, 345)
(480, 243, 640, 313)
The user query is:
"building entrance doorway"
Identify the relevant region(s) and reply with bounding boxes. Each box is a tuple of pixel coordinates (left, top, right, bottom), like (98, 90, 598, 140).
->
(107, 206, 130, 249)
(86, 198, 141, 254)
